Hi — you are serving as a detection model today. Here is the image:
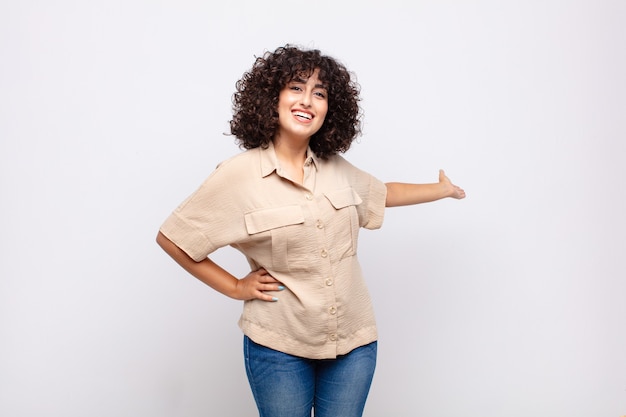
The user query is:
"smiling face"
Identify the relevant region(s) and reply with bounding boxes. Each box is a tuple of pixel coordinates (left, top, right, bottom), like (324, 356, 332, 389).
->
(275, 68, 328, 145)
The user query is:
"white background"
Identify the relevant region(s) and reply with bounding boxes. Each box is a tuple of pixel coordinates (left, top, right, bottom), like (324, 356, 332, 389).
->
(1, 1, 625, 416)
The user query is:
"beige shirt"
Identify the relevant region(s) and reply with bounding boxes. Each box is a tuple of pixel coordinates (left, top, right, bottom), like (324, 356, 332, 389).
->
(160, 142, 387, 359)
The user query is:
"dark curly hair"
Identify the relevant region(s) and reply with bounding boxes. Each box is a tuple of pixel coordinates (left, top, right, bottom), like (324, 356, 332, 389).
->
(229, 45, 362, 159)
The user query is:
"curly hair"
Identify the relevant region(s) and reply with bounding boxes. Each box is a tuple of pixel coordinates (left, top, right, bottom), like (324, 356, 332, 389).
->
(229, 45, 362, 159)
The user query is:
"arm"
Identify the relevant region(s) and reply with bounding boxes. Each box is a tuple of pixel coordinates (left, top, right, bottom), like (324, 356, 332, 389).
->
(156, 231, 282, 302)
(385, 169, 466, 207)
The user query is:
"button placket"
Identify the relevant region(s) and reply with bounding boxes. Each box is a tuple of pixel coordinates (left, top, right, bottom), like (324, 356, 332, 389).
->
(305, 188, 339, 348)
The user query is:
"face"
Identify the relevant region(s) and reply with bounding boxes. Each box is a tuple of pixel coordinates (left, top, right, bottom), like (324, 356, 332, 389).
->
(275, 68, 328, 143)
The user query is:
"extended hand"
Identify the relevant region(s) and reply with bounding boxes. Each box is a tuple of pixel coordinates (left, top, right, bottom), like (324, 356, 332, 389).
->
(235, 268, 284, 302)
(439, 169, 466, 199)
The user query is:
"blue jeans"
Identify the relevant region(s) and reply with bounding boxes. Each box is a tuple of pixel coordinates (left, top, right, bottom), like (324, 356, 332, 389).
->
(244, 336, 377, 417)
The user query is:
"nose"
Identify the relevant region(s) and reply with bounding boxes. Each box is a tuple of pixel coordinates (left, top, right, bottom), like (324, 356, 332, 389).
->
(300, 91, 312, 107)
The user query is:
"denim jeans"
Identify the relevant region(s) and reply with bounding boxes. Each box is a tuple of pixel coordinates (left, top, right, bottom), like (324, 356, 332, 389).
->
(244, 336, 377, 417)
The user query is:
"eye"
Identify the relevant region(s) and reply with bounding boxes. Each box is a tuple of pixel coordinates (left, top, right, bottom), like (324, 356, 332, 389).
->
(287, 82, 305, 92)
(314, 90, 327, 99)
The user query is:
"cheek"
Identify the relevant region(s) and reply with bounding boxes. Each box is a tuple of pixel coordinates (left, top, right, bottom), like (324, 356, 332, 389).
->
(277, 99, 292, 119)
(318, 107, 329, 124)
(277, 91, 292, 110)
(316, 100, 329, 117)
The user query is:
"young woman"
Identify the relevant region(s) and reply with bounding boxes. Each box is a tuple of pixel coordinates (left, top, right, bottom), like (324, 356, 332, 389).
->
(156, 44, 465, 417)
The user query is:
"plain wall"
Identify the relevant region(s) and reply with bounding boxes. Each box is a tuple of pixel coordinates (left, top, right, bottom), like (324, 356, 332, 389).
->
(1, 1, 625, 416)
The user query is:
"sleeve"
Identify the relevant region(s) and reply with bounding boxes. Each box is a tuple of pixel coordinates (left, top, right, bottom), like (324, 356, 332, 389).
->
(360, 173, 387, 229)
(333, 156, 387, 230)
(159, 159, 250, 262)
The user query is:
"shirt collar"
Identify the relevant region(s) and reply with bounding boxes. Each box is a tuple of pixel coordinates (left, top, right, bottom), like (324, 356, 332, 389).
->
(259, 141, 319, 178)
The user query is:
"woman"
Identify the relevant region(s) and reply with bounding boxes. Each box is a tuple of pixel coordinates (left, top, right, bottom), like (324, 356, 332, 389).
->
(156, 44, 465, 417)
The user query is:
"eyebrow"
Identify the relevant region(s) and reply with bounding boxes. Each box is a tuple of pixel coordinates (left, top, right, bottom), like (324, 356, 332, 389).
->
(291, 77, 327, 90)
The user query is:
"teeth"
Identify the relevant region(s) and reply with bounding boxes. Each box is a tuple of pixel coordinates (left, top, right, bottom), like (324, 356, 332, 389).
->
(293, 111, 312, 120)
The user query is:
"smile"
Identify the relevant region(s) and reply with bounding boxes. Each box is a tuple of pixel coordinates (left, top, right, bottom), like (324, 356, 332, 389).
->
(292, 111, 313, 121)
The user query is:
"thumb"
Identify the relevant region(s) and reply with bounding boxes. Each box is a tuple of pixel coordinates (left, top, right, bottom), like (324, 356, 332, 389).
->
(438, 169, 446, 182)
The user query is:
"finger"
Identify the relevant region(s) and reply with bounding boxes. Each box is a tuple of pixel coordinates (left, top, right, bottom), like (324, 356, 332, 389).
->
(260, 282, 285, 292)
(257, 281, 285, 301)
(260, 272, 280, 284)
(252, 268, 271, 280)
(257, 291, 279, 302)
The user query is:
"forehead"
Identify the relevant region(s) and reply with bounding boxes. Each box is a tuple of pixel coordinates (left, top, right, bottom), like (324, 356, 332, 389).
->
(291, 68, 325, 85)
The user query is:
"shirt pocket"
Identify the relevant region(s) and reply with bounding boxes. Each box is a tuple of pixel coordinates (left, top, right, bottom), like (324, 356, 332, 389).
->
(323, 187, 362, 261)
(244, 205, 309, 272)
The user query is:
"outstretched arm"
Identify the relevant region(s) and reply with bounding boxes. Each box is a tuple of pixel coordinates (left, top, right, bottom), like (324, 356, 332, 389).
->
(385, 169, 466, 207)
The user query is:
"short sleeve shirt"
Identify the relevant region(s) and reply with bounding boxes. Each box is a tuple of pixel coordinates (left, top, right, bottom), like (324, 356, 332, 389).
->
(159, 142, 387, 359)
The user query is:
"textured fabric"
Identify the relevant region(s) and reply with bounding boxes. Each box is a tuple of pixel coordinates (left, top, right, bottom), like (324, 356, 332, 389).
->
(159, 141, 387, 359)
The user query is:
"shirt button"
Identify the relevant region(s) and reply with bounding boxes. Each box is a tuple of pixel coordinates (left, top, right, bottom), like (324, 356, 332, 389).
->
(329, 333, 337, 341)
(316, 220, 324, 229)
(325, 278, 333, 286)
(305, 193, 313, 200)
(320, 249, 328, 258)
(329, 306, 337, 315)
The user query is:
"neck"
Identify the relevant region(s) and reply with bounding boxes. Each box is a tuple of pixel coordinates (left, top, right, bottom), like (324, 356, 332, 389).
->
(272, 137, 308, 185)
(272, 136, 309, 166)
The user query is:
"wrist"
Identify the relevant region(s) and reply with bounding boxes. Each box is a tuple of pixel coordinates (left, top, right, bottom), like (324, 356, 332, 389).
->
(440, 181, 454, 198)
